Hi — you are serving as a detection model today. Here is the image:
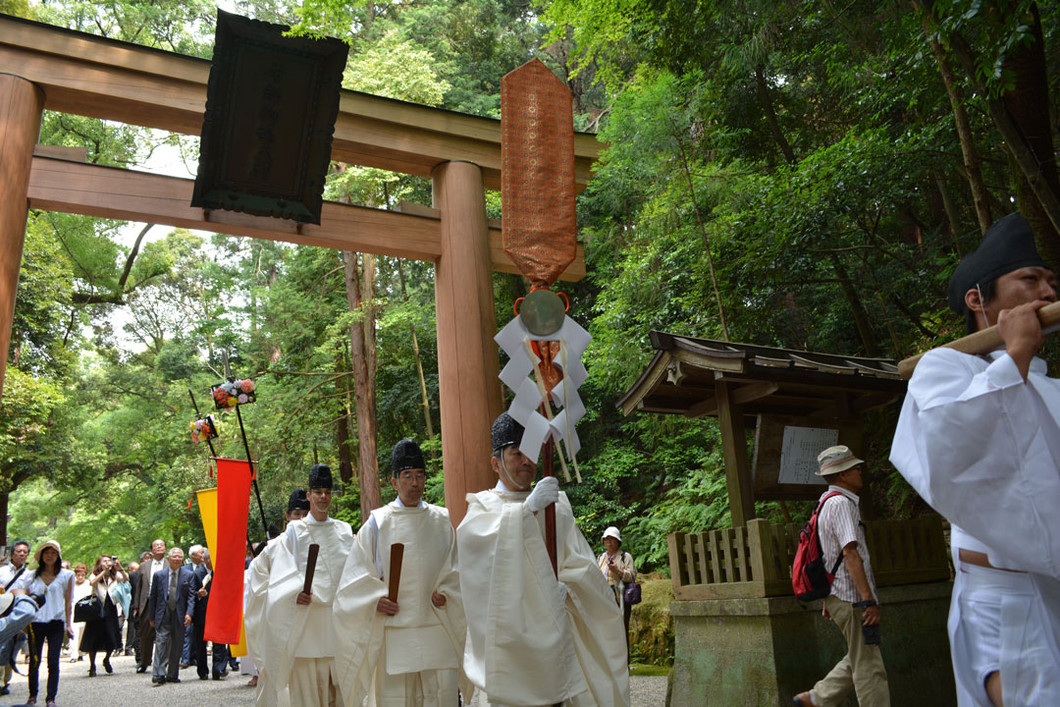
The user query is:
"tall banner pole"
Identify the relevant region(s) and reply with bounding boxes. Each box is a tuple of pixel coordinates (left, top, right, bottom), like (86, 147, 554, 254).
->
(235, 404, 270, 538)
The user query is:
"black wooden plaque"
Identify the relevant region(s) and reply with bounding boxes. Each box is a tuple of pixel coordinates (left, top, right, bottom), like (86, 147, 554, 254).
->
(191, 10, 348, 224)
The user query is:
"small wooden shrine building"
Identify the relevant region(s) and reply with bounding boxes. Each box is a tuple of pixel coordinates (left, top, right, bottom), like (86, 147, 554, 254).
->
(618, 332, 955, 705)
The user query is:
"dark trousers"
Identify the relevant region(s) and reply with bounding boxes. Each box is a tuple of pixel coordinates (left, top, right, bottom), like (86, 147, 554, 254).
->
(215, 644, 230, 674)
(195, 633, 228, 678)
(192, 608, 207, 678)
(126, 611, 138, 656)
(27, 620, 64, 702)
(192, 599, 229, 679)
(623, 600, 633, 663)
(138, 609, 155, 669)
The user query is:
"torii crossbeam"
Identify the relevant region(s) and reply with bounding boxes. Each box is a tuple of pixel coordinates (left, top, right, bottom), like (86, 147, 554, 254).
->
(0, 13, 598, 523)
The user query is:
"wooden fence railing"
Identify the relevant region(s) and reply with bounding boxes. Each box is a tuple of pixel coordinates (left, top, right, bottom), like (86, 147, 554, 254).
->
(668, 516, 949, 601)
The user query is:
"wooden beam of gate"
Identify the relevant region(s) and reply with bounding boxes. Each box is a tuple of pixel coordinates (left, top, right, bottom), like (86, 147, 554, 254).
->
(0, 15, 601, 192)
(26, 156, 585, 280)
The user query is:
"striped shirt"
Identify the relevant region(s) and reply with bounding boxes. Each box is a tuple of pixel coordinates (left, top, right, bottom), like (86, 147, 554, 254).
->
(817, 485, 877, 603)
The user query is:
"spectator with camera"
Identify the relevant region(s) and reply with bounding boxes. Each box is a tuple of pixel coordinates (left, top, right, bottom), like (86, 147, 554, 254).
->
(80, 554, 127, 678)
(597, 526, 637, 659)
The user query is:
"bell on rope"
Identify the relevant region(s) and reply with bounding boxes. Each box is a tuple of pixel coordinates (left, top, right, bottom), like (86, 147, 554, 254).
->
(517, 288, 567, 337)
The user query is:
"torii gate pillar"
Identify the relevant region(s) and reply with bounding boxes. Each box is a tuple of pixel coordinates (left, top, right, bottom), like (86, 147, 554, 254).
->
(432, 160, 504, 525)
(0, 74, 45, 399)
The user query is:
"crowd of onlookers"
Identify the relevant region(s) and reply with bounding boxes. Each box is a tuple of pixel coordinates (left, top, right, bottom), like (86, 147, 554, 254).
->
(0, 464, 637, 707)
(0, 538, 249, 706)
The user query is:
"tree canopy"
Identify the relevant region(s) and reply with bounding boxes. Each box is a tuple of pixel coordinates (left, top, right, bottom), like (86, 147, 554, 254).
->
(5, 0, 1060, 599)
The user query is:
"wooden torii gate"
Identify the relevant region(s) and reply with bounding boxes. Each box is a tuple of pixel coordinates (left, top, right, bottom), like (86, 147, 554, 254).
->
(0, 14, 597, 523)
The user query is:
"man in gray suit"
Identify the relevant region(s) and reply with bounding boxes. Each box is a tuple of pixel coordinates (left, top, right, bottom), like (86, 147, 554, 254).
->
(181, 544, 206, 668)
(148, 547, 197, 685)
(133, 540, 166, 674)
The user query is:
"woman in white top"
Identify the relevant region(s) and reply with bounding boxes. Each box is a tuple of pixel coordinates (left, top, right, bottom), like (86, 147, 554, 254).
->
(67, 564, 91, 663)
(597, 526, 637, 661)
(79, 554, 126, 677)
(15, 540, 73, 707)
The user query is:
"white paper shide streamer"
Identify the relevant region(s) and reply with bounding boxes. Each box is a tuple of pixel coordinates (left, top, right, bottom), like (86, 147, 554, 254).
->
(495, 315, 591, 478)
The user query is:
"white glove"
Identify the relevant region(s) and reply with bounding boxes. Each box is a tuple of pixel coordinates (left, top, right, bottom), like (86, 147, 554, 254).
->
(525, 476, 559, 513)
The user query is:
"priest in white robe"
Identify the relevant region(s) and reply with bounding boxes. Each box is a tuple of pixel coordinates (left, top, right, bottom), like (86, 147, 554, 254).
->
(246, 464, 353, 707)
(457, 413, 629, 707)
(334, 439, 470, 706)
(245, 488, 311, 694)
(890, 213, 1060, 707)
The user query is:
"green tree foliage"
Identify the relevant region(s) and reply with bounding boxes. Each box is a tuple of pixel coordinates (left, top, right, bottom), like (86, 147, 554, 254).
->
(11, 0, 1060, 582)
(345, 28, 450, 104)
(32, 0, 217, 55)
(538, 0, 1060, 541)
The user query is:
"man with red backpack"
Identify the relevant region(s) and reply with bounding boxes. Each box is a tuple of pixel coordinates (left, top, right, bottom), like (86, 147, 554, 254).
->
(794, 445, 890, 707)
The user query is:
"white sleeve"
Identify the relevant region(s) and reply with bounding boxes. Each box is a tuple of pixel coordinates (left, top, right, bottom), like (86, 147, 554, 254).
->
(890, 348, 1060, 577)
(364, 513, 382, 578)
(285, 520, 299, 562)
(11, 571, 32, 593)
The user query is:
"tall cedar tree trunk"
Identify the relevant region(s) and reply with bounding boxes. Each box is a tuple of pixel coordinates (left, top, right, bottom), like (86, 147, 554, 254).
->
(752, 65, 805, 342)
(754, 65, 795, 165)
(396, 261, 436, 463)
(940, 3, 1060, 263)
(829, 253, 878, 356)
(997, 4, 1060, 265)
(335, 348, 356, 486)
(916, 4, 992, 236)
(344, 251, 381, 522)
(667, 115, 731, 340)
(0, 466, 31, 546)
(933, 172, 963, 246)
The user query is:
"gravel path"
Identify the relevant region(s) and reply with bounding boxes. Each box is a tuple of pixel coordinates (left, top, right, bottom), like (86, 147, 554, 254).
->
(630, 672, 669, 706)
(3, 652, 252, 706)
(3, 651, 668, 706)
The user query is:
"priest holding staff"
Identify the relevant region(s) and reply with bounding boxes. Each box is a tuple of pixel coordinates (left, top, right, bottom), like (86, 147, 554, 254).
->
(891, 213, 1060, 706)
(457, 413, 630, 707)
(334, 439, 470, 706)
(246, 464, 353, 706)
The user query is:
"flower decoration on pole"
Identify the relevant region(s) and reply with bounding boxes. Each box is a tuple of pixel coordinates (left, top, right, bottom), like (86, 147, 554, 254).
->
(212, 378, 256, 409)
(190, 415, 219, 444)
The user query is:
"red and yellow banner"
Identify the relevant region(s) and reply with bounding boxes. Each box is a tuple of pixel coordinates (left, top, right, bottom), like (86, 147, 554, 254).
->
(199, 458, 251, 647)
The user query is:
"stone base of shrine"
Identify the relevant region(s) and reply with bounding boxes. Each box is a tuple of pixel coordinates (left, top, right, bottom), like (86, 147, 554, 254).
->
(668, 581, 954, 706)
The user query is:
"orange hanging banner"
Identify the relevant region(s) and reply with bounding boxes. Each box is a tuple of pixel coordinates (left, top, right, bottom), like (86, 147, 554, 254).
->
(501, 58, 577, 289)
